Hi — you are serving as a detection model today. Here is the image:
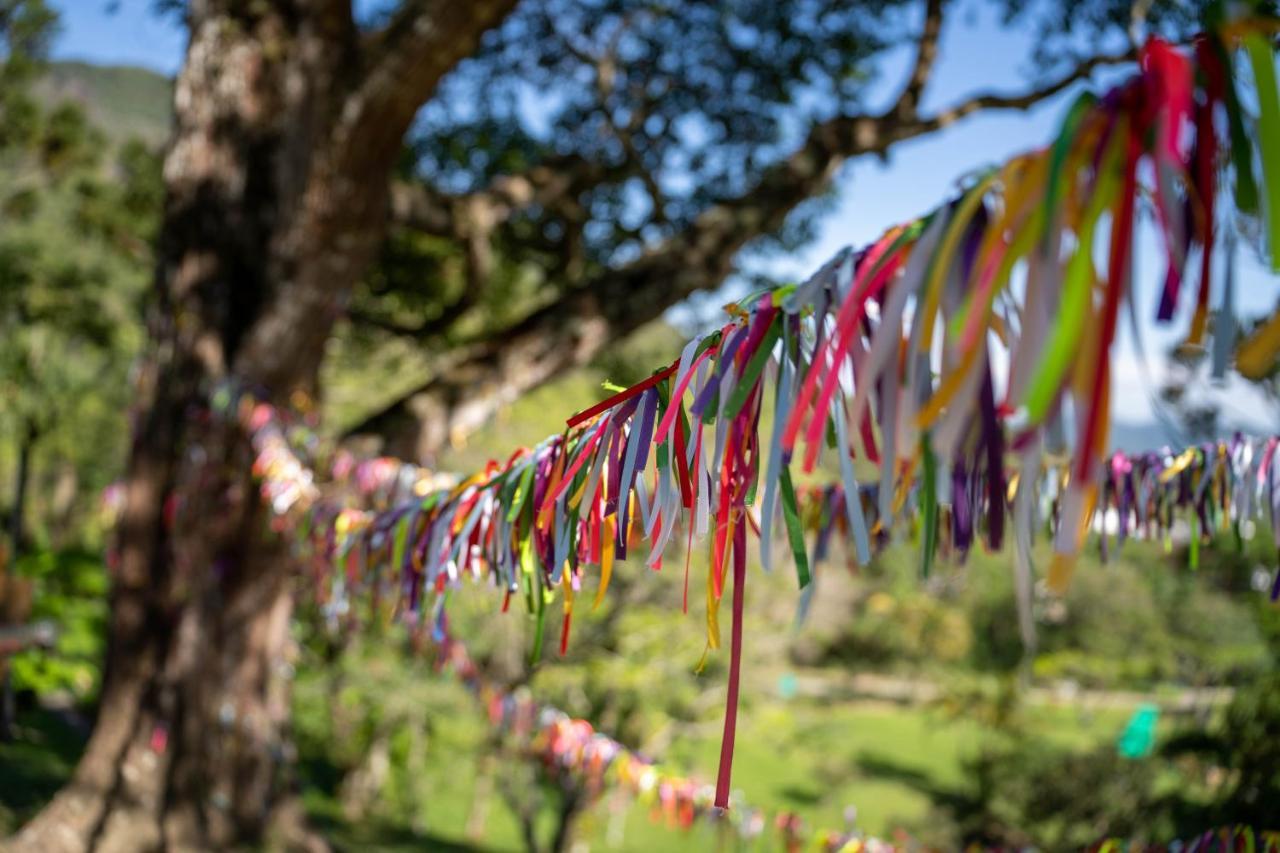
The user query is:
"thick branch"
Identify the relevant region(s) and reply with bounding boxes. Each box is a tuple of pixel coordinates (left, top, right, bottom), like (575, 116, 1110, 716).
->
(893, 0, 946, 120)
(234, 0, 522, 387)
(346, 299, 474, 340)
(388, 180, 456, 236)
(339, 0, 520, 168)
(902, 48, 1136, 136)
(390, 154, 616, 240)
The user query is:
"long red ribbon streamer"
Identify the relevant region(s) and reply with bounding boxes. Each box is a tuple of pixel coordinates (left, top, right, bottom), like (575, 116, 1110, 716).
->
(713, 519, 747, 809)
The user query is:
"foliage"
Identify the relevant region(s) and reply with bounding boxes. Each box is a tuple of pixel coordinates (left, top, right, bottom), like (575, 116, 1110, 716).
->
(0, 708, 84, 837)
(416, 0, 899, 231)
(6, 548, 107, 701)
(1213, 672, 1280, 825)
(949, 741, 1171, 850)
(291, 624, 451, 829)
(0, 3, 160, 547)
(33, 61, 172, 146)
(1035, 554, 1179, 685)
(0, 0, 57, 148)
(340, 0, 1219, 446)
(1162, 671, 1280, 828)
(820, 586, 974, 669)
(795, 535, 1274, 691)
(286, 615, 1146, 851)
(927, 670, 1280, 850)
(343, 0, 927, 382)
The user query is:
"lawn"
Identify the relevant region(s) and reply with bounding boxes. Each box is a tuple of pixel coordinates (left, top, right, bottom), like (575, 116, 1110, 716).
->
(0, 663, 1200, 852)
(291, 672, 1143, 852)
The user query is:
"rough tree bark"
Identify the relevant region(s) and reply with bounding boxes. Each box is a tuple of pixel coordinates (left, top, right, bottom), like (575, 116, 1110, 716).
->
(6, 2, 516, 851)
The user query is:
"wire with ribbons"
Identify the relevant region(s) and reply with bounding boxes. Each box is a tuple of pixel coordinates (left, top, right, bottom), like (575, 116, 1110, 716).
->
(208, 12, 1280, 811)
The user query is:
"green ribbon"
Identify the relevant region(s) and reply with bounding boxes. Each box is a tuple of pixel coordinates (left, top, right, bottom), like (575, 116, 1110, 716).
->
(507, 459, 537, 524)
(920, 431, 938, 579)
(779, 466, 811, 589)
(723, 316, 781, 421)
(1024, 124, 1125, 421)
(1211, 33, 1260, 214)
(1244, 32, 1280, 270)
(1042, 92, 1099, 233)
(391, 512, 412, 573)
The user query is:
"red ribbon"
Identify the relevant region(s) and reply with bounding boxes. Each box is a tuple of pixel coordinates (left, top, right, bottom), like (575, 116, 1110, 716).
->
(566, 340, 721, 429)
(1078, 125, 1140, 480)
(713, 517, 747, 810)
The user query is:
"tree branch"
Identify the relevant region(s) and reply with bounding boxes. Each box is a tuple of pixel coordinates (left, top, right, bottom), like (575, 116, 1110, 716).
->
(388, 181, 456, 237)
(892, 0, 946, 120)
(900, 48, 1136, 136)
(390, 155, 614, 240)
(339, 0, 520, 168)
(346, 297, 475, 340)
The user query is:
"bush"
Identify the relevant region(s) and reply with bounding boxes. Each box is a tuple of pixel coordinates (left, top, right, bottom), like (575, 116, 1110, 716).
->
(962, 554, 1024, 674)
(816, 588, 973, 670)
(7, 548, 107, 703)
(1036, 558, 1176, 686)
(1166, 585, 1269, 684)
(1214, 672, 1280, 826)
(949, 741, 1171, 849)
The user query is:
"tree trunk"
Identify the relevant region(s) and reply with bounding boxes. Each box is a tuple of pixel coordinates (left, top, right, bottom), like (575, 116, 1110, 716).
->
(6, 2, 515, 849)
(48, 462, 80, 550)
(549, 786, 583, 853)
(8, 420, 36, 560)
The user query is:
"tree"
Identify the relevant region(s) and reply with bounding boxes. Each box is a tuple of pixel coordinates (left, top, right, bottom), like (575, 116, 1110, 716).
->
(0, 119, 158, 555)
(0, 0, 158, 744)
(6, 1, 1203, 849)
(10, 1, 520, 849)
(1, 0, 163, 550)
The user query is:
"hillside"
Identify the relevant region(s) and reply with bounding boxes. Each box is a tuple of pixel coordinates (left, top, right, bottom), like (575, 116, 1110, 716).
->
(34, 61, 171, 146)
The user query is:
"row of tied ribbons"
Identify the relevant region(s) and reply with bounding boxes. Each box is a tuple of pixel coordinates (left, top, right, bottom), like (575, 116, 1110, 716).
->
(203, 13, 1280, 811)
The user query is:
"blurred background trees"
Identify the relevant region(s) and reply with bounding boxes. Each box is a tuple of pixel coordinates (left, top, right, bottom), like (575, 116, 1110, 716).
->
(0, 0, 159, 556)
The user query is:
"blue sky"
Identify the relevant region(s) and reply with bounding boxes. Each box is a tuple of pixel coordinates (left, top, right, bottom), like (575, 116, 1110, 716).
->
(52, 0, 184, 74)
(48, 0, 1279, 435)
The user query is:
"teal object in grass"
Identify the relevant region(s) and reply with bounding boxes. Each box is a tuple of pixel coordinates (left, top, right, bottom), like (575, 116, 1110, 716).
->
(1117, 703, 1160, 759)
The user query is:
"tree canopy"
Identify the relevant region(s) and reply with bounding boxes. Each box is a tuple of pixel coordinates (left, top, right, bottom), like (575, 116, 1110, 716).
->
(0, 0, 160, 550)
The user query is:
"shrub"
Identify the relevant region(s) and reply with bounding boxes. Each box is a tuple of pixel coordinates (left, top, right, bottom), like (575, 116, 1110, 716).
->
(8, 548, 107, 703)
(950, 741, 1171, 849)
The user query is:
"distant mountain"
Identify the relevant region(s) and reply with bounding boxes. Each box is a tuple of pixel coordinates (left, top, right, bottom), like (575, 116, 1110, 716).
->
(34, 61, 172, 147)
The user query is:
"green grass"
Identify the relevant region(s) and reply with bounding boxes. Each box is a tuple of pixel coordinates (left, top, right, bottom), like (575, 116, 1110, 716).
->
(290, 661, 1140, 852)
(0, 623, 1221, 852)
